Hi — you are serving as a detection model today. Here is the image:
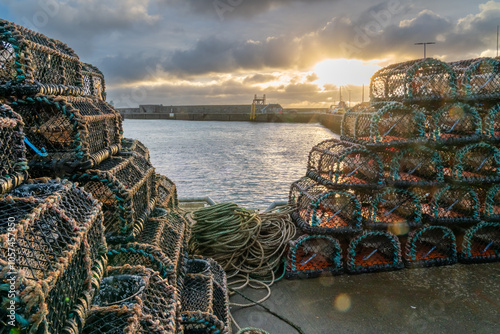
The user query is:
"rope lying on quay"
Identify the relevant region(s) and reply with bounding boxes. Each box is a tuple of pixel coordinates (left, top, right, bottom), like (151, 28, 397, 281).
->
(188, 203, 299, 332)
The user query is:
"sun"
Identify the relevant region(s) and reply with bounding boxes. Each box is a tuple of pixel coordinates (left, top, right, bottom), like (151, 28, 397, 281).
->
(314, 59, 381, 87)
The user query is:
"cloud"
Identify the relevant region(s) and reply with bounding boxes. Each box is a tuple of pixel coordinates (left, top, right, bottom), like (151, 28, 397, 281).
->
(171, 0, 330, 19)
(243, 74, 279, 84)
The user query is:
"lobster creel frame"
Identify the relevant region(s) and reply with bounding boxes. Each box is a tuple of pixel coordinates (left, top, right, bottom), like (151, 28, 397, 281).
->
(0, 179, 107, 334)
(307, 138, 384, 189)
(286, 234, 343, 279)
(8, 94, 122, 175)
(404, 225, 457, 268)
(459, 222, 500, 263)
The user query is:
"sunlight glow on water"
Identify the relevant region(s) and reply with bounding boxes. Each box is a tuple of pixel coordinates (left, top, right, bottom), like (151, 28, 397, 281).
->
(123, 120, 335, 209)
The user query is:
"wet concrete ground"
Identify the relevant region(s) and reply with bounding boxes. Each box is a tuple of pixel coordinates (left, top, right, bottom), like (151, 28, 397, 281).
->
(230, 262, 500, 334)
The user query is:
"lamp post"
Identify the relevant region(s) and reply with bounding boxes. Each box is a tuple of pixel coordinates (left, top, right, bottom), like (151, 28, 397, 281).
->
(415, 42, 436, 59)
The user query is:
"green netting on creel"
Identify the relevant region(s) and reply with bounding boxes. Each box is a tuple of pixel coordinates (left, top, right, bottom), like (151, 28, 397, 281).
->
(347, 231, 404, 274)
(7, 94, 122, 175)
(0, 103, 28, 194)
(306, 138, 384, 189)
(370, 58, 458, 103)
(452, 142, 500, 184)
(286, 234, 343, 279)
(483, 104, 500, 144)
(181, 310, 227, 334)
(364, 188, 422, 232)
(425, 185, 480, 224)
(0, 179, 106, 334)
(451, 57, 500, 101)
(120, 138, 151, 162)
(71, 154, 156, 243)
(404, 225, 457, 268)
(82, 62, 106, 100)
(184, 256, 230, 332)
(91, 265, 179, 333)
(431, 103, 482, 147)
(289, 177, 362, 235)
(155, 174, 178, 209)
(388, 146, 444, 187)
(0, 19, 83, 97)
(484, 184, 500, 222)
(459, 222, 500, 263)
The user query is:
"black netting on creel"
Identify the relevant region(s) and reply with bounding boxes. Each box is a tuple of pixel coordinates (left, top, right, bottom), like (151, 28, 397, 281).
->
(450, 57, 500, 101)
(484, 104, 500, 144)
(307, 138, 384, 189)
(370, 58, 457, 103)
(286, 234, 343, 279)
(340, 103, 426, 148)
(71, 154, 156, 243)
(425, 186, 480, 224)
(0, 103, 28, 194)
(91, 265, 178, 332)
(82, 62, 106, 100)
(460, 222, 500, 263)
(155, 174, 178, 209)
(364, 188, 422, 232)
(136, 210, 189, 289)
(289, 177, 362, 235)
(0, 179, 105, 333)
(404, 225, 457, 267)
(388, 146, 444, 187)
(431, 103, 482, 147)
(0, 19, 83, 96)
(347, 231, 404, 273)
(184, 256, 230, 331)
(452, 142, 500, 184)
(7, 95, 122, 174)
(121, 138, 151, 162)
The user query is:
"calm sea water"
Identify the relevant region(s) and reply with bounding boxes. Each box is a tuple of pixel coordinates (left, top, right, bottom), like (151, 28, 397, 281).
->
(123, 120, 335, 209)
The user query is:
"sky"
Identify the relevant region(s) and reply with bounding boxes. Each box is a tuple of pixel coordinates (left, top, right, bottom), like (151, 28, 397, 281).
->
(1, 0, 499, 108)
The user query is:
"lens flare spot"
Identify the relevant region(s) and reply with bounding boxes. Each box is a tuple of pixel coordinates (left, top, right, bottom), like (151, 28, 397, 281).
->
(388, 222, 410, 236)
(449, 105, 464, 120)
(334, 293, 352, 312)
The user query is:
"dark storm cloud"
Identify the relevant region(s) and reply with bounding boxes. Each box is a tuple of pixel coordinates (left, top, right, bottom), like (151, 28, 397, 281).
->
(177, 0, 330, 19)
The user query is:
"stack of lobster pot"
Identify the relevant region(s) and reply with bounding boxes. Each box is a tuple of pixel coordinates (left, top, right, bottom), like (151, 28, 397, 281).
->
(0, 19, 206, 334)
(287, 57, 500, 278)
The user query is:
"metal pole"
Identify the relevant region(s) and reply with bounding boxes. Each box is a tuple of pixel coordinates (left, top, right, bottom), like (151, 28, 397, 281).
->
(497, 25, 499, 57)
(415, 42, 435, 59)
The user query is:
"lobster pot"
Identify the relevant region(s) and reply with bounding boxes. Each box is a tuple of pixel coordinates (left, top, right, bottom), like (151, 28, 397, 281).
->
(341, 103, 426, 148)
(347, 231, 404, 274)
(82, 63, 106, 100)
(0, 104, 28, 194)
(183, 257, 230, 332)
(370, 58, 457, 103)
(306, 138, 384, 189)
(9, 95, 122, 174)
(340, 111, 360, 139)
(83, 306, 172, 334)
(404, 225, 457, 267)
(452, 142, 500, 184)
(181, 310, 227, 334)
(72, 154, 156, 243)
(459, 222, 500, 263)
(0, 19, 83, 96)
(389, 146, 444, 187)
(425, 186, 480, 224)
(364, 188, 422, 233)
(451, 57, 500, 102)
(120, 137, 151, 161)
(0, 179, 106, 334)
(483, 104, 500, 143)
(107, 243, 176, 281)
(91, 265, 179, 333)
(289, 177, 362, 235)
(431, 103, 482, 146)
(484, 184, 500, 221)
(285, 234, 343, 279)
(136, 209, 190, 290)
(156, 174, 178, 209)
